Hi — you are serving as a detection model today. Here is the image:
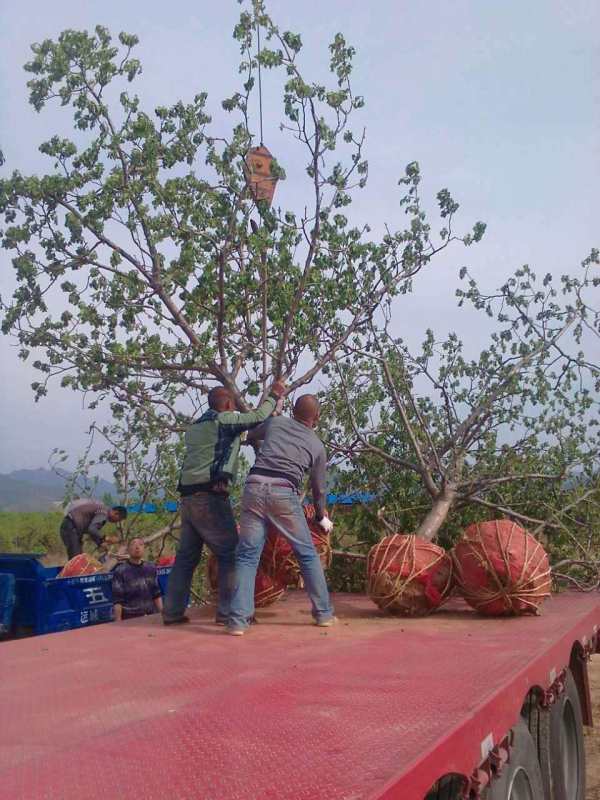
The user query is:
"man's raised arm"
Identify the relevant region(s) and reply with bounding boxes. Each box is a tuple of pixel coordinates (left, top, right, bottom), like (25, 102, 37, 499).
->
(310, 445, 328, 523)
(217, 381, 286, 433)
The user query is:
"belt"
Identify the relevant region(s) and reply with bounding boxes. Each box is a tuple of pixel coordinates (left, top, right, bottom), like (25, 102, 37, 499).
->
(249, 467, 300, 490)
(247, 479, 294, 489)
(186, 488, 229, 497)
(179, 480, 230, 497)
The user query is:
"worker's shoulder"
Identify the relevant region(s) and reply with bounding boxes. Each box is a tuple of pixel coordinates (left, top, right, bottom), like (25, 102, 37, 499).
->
(69, 497, 103, 510)
(191, 410, 218, 426)
(67, 498, 107, 516)
(186, 410, 218, 432)
(311, 432, 326, 457)
(287, 418, 324, 447)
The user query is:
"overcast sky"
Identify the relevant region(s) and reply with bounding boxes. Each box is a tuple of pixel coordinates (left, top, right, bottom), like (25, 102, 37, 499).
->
(0, 0, 598, 474)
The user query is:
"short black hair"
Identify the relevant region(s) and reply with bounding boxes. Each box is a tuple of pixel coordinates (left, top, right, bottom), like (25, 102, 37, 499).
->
(208, 386, 234, 410)
(112, 505, 128, 519)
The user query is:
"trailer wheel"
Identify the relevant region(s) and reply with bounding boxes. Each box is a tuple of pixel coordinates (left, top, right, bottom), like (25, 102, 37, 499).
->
(484, 720, 544, 800)
(424, 773, 464, 799)
(530, 670, 586, 800)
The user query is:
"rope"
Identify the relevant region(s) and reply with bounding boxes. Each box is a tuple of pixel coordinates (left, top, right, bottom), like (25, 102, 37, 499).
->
(256, 18, 264, 145)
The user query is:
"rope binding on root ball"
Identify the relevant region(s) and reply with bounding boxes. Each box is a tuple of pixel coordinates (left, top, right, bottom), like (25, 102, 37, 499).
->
(452, 519, 551, 616)
(367, 534, 453, 617)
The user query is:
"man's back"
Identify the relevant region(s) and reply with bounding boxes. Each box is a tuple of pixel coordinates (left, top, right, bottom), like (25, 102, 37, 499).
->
(179, 397, 277, 491)
(65, 499, 107, 534)
(253, 416, 327, 517)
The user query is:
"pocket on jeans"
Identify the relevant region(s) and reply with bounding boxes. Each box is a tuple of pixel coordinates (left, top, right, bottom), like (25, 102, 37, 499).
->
(241, 485, 262, 513)
(270, 485, 294, 496)
(269, 490, 297, 518)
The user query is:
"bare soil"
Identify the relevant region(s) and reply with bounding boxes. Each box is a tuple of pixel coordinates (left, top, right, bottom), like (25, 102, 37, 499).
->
(586, 655, 600, 799)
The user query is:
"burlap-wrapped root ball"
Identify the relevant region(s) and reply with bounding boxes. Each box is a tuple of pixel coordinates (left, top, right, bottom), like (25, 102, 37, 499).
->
(58, 554, 104, 578)
(367, 534, 453, 616)
(452, 519, 551, 616)
(253, 569, 287, 607)
(207, 554, 286, 608)
(262, 504, 332, 588)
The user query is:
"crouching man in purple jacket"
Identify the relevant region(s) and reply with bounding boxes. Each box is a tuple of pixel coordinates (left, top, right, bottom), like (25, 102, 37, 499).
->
(112, 538, 163, 621)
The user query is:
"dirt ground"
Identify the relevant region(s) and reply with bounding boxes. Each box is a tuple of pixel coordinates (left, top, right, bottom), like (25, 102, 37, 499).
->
(585, 655, 600, 799)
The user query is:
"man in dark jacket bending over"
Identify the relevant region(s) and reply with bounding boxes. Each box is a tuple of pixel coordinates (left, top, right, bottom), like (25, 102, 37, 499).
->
(163, 382, 285, 625)
(227, 394, 335, 635)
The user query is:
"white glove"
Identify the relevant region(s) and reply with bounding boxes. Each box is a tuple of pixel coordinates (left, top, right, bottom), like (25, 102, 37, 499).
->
(318, 516, 333, 533)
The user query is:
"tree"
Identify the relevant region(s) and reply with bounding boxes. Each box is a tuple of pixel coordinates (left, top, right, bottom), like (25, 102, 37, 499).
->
(325, 253, 600, 557)
(0, 2, 484, 444)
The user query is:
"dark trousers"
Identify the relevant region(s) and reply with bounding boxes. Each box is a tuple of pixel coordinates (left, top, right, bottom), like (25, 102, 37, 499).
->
(60, 517, 83, 560)
(163, 493, 238, 622)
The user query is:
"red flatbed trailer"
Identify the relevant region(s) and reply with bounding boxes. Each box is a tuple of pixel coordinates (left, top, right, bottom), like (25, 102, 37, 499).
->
(1, 591, 599, 800)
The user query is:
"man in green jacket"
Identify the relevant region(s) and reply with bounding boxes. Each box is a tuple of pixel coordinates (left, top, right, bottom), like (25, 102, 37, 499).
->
(163, 381, 285, 625)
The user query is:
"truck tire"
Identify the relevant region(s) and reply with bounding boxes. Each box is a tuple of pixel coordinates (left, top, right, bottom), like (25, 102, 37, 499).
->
(424, 774, 464, 799)
(484, 720, 544, 800)
(529, 670, 586, 800)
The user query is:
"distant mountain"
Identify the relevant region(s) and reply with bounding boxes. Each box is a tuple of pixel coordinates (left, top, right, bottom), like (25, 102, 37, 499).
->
(0, 469, 116, 512)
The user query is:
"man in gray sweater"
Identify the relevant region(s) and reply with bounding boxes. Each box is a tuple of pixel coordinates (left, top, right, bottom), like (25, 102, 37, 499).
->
(227, 395, 335, 635)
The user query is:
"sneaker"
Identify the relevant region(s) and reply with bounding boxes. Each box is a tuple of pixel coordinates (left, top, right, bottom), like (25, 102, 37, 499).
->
(163, 615, 191, 626)
(226, 627, 245, 637)
(315, 616, 338, 628)
(215, 618, 228, 626)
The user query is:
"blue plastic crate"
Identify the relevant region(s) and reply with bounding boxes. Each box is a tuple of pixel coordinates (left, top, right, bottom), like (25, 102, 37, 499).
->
(156, 565, 174, 596)
(0, 572, 16, 635)
(0, 553, 53, 629)
(38, 572, 115, 635)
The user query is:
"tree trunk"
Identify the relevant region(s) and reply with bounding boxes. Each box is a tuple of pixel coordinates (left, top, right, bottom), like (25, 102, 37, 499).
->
(415, 486, 457, 542)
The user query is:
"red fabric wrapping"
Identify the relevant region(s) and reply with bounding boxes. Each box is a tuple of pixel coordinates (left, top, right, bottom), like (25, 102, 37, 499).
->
(452, 519, 551, 616)
(367, 534, 453, 616)
(207, 554, 285, 608)
(261, 504, 332, 588)
(58, 554, 104, 578)
(156, 555, 175, 566)
(253, 569, 287, 608)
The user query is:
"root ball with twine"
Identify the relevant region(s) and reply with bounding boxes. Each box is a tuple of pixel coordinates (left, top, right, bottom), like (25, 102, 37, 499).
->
(452, 519, 551, 616)
(367, 534, 453, 616)
(207, 553, 286, 608)
(262, 504, 332, 588)
(58, 554, 104, 578)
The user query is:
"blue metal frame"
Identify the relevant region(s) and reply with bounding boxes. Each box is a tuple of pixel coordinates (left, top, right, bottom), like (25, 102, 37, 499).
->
(125, 493, 375, 515)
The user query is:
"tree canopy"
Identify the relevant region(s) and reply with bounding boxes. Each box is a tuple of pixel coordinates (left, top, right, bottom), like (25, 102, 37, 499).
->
(0, 2, 482, 437)
(2, 3, 598, 576)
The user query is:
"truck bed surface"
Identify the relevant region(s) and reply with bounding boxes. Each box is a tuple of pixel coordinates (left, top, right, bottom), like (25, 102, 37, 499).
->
(1, 591, 599, 799)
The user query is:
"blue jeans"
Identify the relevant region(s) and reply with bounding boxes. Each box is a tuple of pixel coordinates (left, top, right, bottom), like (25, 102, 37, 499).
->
(228, 481, 334, 630)
(163, 493, 238, 622)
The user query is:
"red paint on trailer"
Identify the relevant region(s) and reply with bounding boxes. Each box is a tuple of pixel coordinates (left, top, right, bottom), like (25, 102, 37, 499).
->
(0, 592, 599, 799)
